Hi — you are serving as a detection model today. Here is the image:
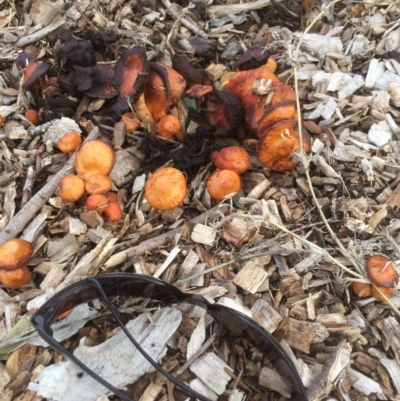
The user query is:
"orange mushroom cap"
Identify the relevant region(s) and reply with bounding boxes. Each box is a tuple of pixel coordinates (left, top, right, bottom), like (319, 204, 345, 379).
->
(0, 266, 31, 289)
(75, 139, 116, 180)
(206, 169, 242, 201)
(366, 255, 398, 288)
(0, 116, 3, 127)
(25, 109, 39, 125)
(57, 132, 82, 153)
(257, 120, 311, 172)
(105, 192, 118, 203)
(104, 201, 123, 222)
(23, 62, 50, 89)
(121, 112, 141, 133)
(158, 115, 181, 139)
(371, 285, 394, 302)
(86, 194, 109, 214)
(144, 62, 186, 121)
(352, 282, 372, 298)
(58, 174, 85, 203)
(0, 239, 33, 270)
(212, 146, 251, 174)
(85, 173, 113, 195)
(144, 167, 187, 210)
(257, 100, 297, 135)
(185, 84, 214, 99)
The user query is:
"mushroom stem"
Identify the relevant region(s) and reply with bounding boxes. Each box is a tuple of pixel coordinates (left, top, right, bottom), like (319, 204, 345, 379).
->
(0, 126, 99, 245)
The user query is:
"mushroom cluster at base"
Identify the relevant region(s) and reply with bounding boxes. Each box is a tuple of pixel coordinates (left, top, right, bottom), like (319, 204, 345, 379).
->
(353, 255, 398, 301)
(0, 239, 33, 289)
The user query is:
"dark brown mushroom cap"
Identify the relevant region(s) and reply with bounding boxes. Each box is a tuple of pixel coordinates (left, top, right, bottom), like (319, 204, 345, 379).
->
(23, 62, 50, 89)
(0, 239, 33, 270)
(366, 255, 398, 288)
(257, 119, 311, 172)
(206, 90, 243, 137)
(112, 46, 149, 114)
(172, 54, 211, 86)
(86, 65, 118, 99)
(233, 48, 270, 71)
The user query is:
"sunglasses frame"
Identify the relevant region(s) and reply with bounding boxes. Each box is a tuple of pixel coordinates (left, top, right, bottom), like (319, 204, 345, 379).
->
(31, 273, 308, 401)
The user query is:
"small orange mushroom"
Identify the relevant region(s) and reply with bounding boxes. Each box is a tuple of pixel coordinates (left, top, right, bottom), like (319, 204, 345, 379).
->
(25, 109, 39, 125)
(0, 266, 31, 290)
(366, 255, 398, 288)
(121, 112, 141, 133)
(58, 175, 85, 203)
(206, 170, 242, 201)
(257, 120, 311, 172)
(352, 282, 372, 298)
(86, 194, 109, 214)
(104, 201, 123, 222)
(144, 167, 187, 210)
(0, 116, 3, 126)
(0, 239, 33, 271)
(105, 191, 118, 203)
(371, 285, 394, 302)
(23, 62, 50, 89)
(85, 174, 113, 195)
(211, 146, 251, 174)
(75, 139, 116, 180)
(158, 115, 181, 139)
(57, 132, 82, 153)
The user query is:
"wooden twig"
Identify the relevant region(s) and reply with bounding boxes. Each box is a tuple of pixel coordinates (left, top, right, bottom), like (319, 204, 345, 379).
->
(104, 204, 230, 269)
(207, 0, 271, 18)
(15, 19, 65, 47)
(0, 127, 99, 244)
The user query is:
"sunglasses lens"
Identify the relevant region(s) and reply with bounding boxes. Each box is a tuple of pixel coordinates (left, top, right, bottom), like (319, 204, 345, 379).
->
(33, 278, 306, 401)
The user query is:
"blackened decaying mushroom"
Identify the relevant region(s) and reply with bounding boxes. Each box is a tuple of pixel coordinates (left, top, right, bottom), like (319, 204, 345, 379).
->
(112, 46, 149, 114)
(206, 90, 243, 137)
(58, 29, 95, 72)
(172, 54, 211, 87)
(37, 97, 78, 121)
(233, 48, 270, 71)
(144, 62, 186, 121)
(23, 62, 50, 89)
(83, 28, 118, 54)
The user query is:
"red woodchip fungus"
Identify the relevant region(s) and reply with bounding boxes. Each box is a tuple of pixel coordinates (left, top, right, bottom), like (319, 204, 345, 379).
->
(212, 146, 251, 174)
(112, 46, 149, 114)
(257, 120, 311, 172)
(25, 109, 39, 125)
(86, 194, 109, 214)
(23, 62, 50, 89)
(206, 169, 242, 201)
(371, 286, 394, 302)
(366, 254, 398, 288)
(144, 167, 187, 210)
(58, 175, 85, 203)
(57, 132, 82, 153)
(85, 65, 118, 99)
(206, 90, 243, 137)
(75, 139, 116, 180)
(121, 112, 141, 132)
(0, 266, 31, 290)
(144, 62, 186, 121)
(185, 84, 213, 99)
(158, 115, 181, 139)
(104, 201, 123, 222)
(85, 173, 113, 195)
(257, 100, 297, 134)
(352, 282, 372, 298)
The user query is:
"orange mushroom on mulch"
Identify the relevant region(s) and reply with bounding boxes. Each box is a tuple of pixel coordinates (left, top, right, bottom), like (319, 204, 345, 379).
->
(58, 174, 85, 203)
(86, 194, 109, 214)
(23, 62, 50, 89)
(206, 169, 242, 201)
(211, 146, 251, 174)
(85, 173, 113, 195)
(158, 114, 181, 139)
(257, 120, 311, 172)
(144, 167, 187, 210)
(25, 109, 39, 125)
(0, 239, 33, 289)
(352, 282, 372, 298)
(121, 112, 141, 133)
(257, 100, 297, 134)
(57, 132, 82, 153)
(104, 192, 123, 222)
(75, 139, 116, 180)
(371, 286, 394, 302)
(366, 254, 398, 288)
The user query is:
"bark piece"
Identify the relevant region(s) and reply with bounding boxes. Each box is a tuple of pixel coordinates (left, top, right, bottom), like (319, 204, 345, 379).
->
(191, 224, 215, 246)
(233, 261, 268, 294)
(251, 299, 282, 333)
(259, 367, 290, 397)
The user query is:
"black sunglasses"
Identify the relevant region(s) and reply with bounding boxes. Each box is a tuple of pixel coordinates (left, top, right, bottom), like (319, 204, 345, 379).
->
(31, 274, 308, 401)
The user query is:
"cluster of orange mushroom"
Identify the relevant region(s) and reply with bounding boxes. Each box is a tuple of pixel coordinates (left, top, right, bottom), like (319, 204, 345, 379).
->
(58, 138, 122, 221)
(353, 255, 398, 301)
(0, 239, 33, 289)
